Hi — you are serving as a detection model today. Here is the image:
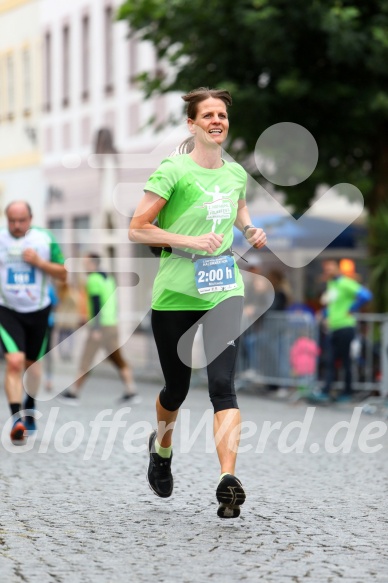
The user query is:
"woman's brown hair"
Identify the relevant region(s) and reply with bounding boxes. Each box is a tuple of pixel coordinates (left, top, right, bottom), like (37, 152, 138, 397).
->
(182, 87, 232, 120)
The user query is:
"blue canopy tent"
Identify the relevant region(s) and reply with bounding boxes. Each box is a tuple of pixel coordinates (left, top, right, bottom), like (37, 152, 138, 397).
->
(233, 214, 365, 250)
(233, 214, 367, 301)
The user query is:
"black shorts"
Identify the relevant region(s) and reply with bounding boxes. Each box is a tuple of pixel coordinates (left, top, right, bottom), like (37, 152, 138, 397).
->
(0, 305, 51, 361)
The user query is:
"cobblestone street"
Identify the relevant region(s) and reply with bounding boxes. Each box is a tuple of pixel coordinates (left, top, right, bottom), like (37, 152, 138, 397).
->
(0, 366, 387, 582)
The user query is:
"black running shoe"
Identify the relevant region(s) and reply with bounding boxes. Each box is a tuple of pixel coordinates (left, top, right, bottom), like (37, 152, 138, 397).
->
(147, 430, 173, 498)
(117, 393, 142, 405)
(24, 415, 37, 435)
(57, 390, 80, 406)
(216, 474, 246, 519)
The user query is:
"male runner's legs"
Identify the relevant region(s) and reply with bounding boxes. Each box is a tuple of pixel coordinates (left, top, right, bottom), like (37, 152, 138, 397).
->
(0, 305, 50, 441)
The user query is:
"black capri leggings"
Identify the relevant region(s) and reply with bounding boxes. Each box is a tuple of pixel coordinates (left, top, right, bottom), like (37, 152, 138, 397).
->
(151, 296, 244, 414)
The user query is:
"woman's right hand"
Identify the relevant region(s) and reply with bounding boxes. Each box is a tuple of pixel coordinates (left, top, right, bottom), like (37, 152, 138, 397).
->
(190, 232, 224, 254)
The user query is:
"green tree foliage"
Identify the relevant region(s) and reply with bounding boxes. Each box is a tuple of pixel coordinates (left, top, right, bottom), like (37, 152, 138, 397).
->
(367, 208, 388, 312)
(118, 0, 388, 214)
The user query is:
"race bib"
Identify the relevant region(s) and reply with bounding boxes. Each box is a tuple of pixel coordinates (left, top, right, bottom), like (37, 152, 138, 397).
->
(194, 255, 237, 294)
(6, 266, 36, 288)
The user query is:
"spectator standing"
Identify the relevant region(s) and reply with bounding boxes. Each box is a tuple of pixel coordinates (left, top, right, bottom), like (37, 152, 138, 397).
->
(314, 259, 372, 402)
(59, 253, 139, 404)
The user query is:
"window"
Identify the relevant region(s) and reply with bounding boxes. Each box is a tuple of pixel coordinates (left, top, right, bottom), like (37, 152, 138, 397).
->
(47, 218, 64, 248)
(44, 32, 51, 111)
(81, 15, 90, 101)
(62, 25, 70, 107)
(73, 216, 90, 230)
(48, 218, 64, 230)
(6, 54, 15, 119)
(47, 186, 64, 204)
(23, 48, 32, 114)
(72, 215, 90, 257)
(104, 6, 114, 93)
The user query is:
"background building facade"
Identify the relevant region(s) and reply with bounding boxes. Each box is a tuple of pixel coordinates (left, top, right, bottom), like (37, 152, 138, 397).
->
(40, 0, 181, 328)
(0, 0, 44, 222)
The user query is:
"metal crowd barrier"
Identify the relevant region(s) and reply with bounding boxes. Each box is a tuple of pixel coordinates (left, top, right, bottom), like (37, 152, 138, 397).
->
(236, 311, 388, 396)
(237, 311, 319, 392)
(136, 309, 388, 396)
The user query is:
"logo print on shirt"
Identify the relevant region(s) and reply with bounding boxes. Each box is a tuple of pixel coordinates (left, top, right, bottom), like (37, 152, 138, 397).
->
(194, 182, 237, 232)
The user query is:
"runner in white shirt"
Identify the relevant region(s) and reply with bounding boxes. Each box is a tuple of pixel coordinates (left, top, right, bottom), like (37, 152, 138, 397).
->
(0, 201, 66, 442)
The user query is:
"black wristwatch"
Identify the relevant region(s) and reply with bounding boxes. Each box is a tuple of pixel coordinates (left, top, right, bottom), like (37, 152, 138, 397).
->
(243, 224, 255, 239)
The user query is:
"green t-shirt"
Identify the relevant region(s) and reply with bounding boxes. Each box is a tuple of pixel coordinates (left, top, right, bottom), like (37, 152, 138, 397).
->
(86, 272, 118, 326)
(326, 276, 361, 330)
(144, 154, 247, 310)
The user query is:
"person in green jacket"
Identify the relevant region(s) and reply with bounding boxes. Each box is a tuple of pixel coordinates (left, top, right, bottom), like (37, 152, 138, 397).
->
(314, 259, 372, 403)
(59, 253, 139, 405)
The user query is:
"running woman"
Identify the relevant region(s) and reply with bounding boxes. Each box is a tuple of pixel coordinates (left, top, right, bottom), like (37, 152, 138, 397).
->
(0, 201, 66, 442)
(129, 88, 266, 518)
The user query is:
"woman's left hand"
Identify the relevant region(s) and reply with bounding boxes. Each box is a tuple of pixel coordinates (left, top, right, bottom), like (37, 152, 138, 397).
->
(245, 227, 267, 249)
